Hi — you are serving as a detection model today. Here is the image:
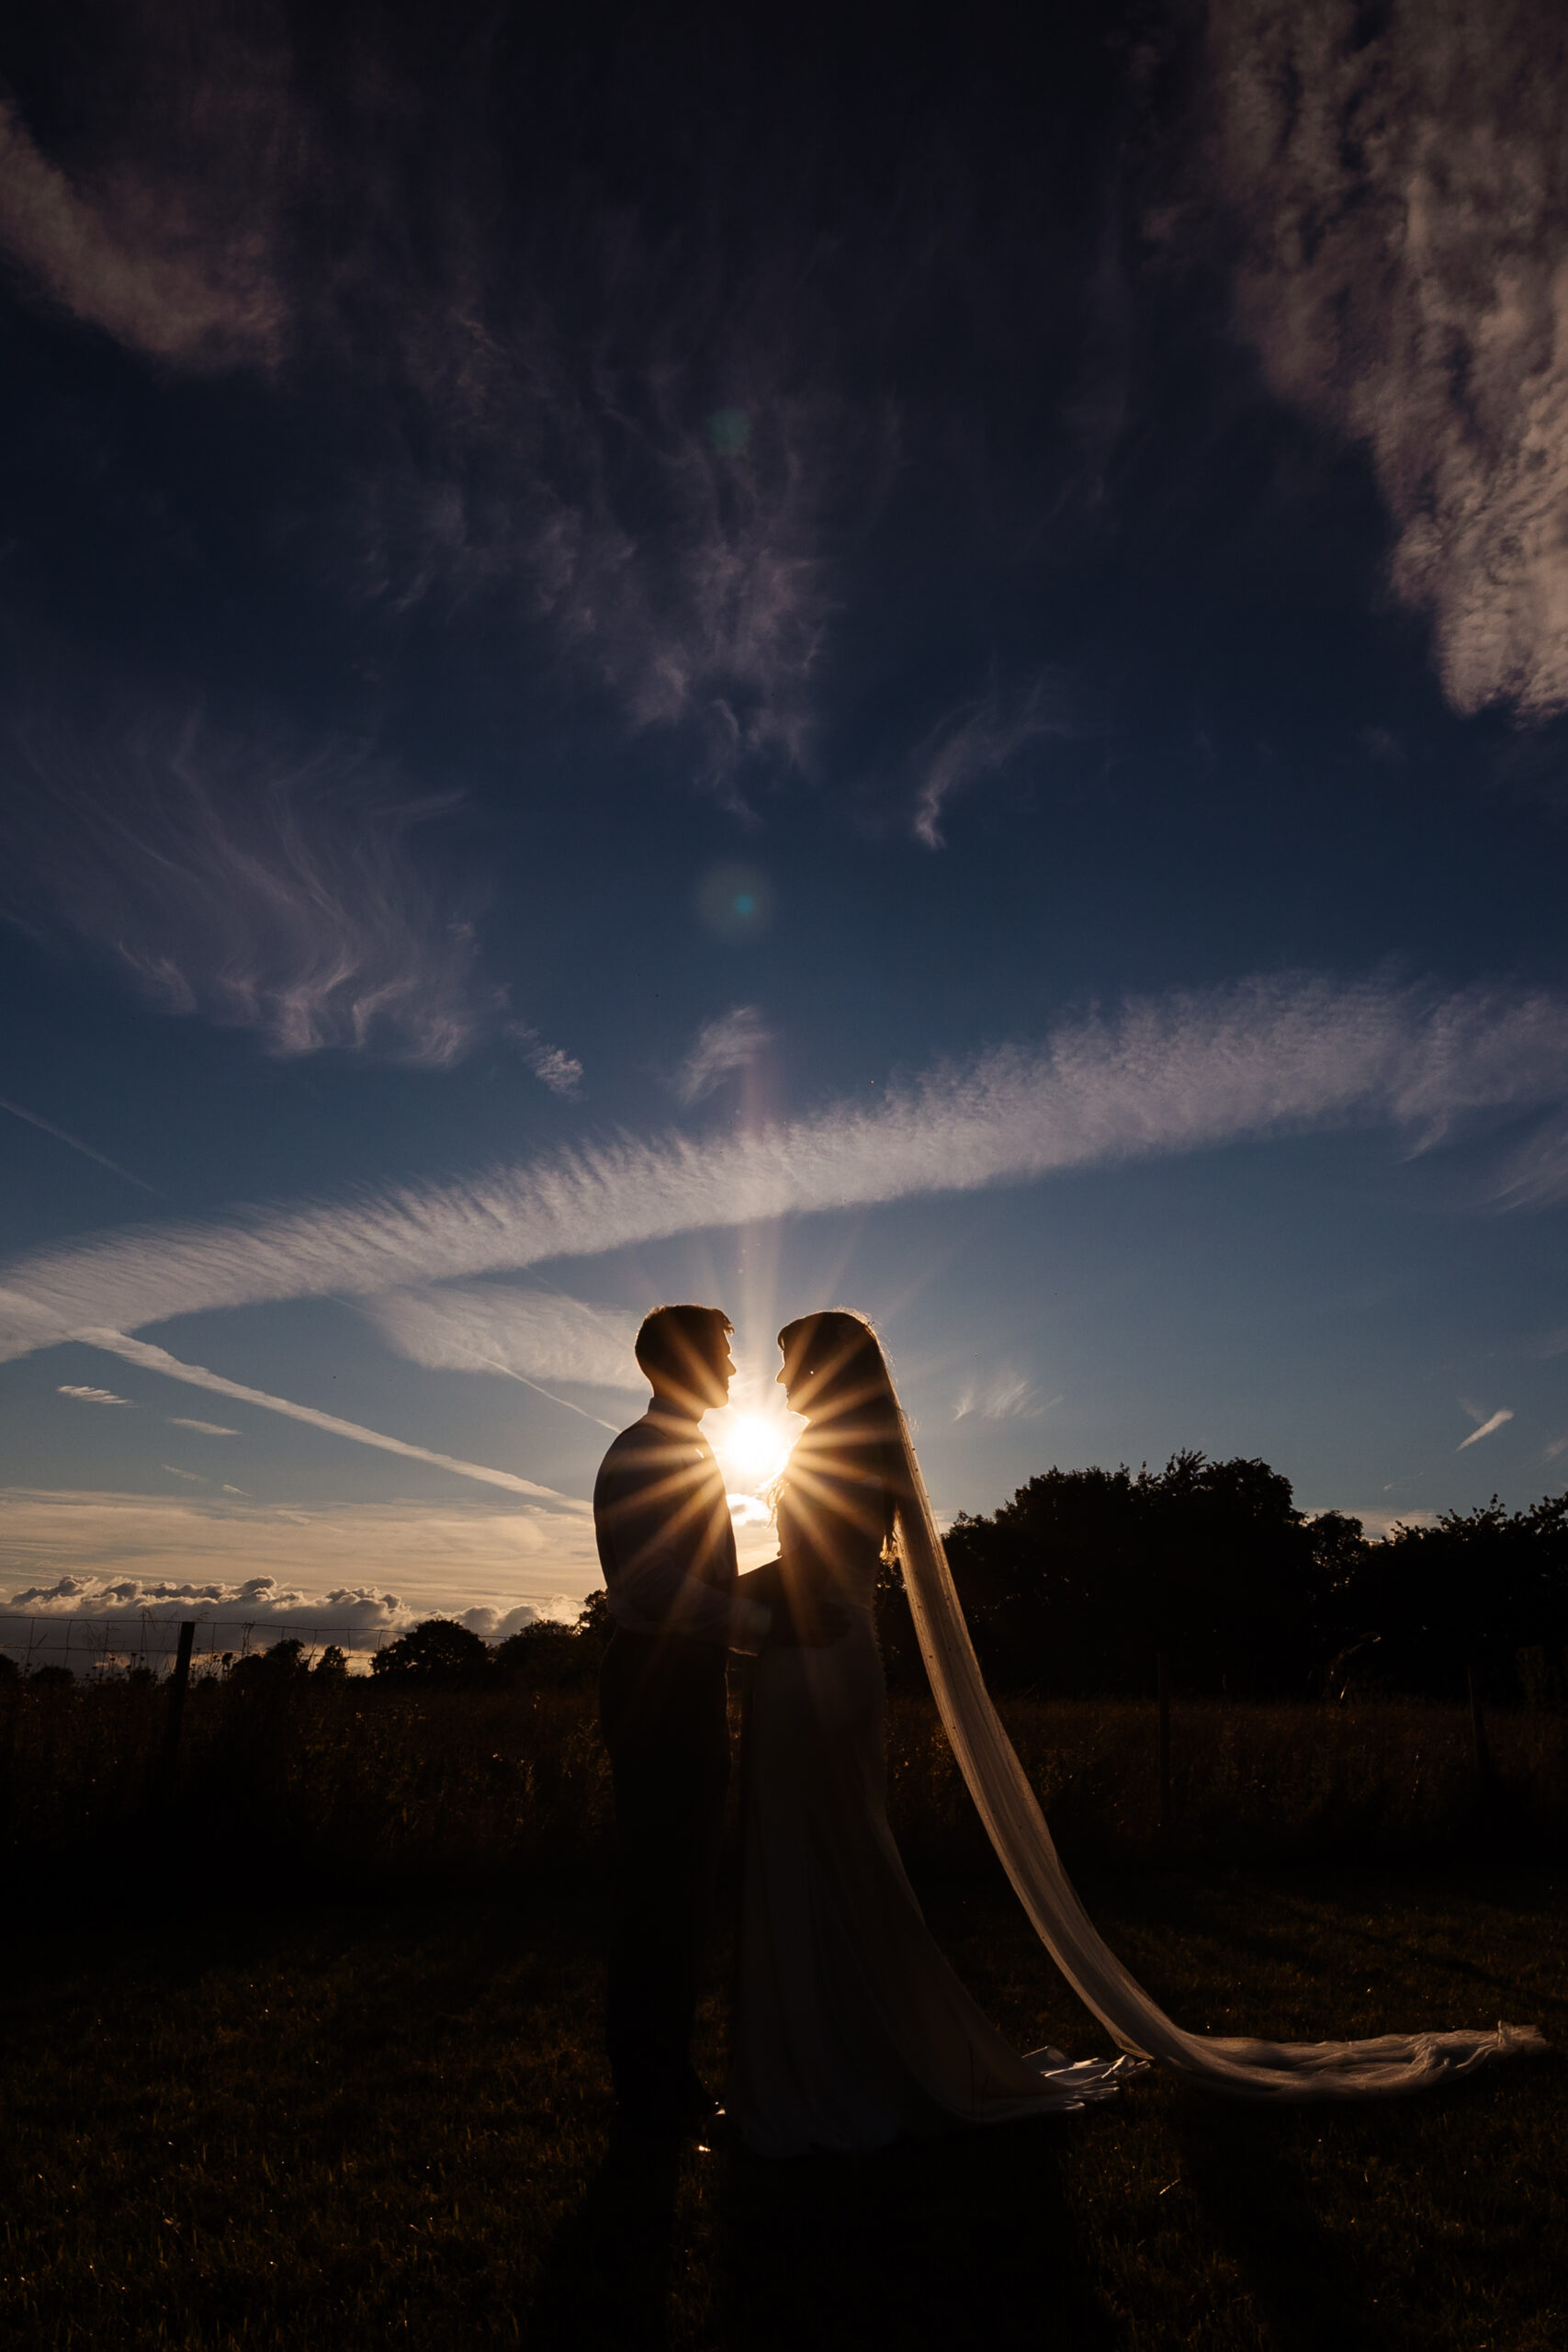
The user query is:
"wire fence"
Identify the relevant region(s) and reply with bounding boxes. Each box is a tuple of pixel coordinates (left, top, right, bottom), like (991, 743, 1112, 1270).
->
(0, 1614, 502, 1677)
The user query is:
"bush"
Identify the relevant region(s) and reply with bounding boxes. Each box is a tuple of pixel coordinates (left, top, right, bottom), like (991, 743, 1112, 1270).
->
(231, 1638, 309, 1688)
(370, 1619, 491, 1684)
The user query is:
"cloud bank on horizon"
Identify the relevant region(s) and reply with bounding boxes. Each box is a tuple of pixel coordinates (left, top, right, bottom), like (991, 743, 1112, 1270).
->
(3, 971, 1567, 1368)
(0, 1487, 597, 1629)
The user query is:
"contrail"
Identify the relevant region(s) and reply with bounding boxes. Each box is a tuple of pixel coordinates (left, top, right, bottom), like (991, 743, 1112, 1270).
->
(482, 1358, 621, 1432)
(79, 1329, 590, 1511)
(1457, 1408, 1513, 1452)
(0, 1094, 162, 1194)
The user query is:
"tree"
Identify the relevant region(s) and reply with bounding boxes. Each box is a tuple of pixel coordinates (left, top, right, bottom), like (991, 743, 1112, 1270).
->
(928, 1452, 1336, 1697)
(314, 1644, 350, 1679)
(370, 1618, 491, 1684)
(1336, 1493, 1568, 1700)
(231, 1637, 309, 1687)
(493, 1594, 613, 1690)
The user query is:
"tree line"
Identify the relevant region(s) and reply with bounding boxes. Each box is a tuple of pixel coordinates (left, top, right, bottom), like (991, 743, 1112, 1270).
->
(875, 1452, 1568, 1703)
(355, 1453, 1568, 1704)
(14, 1449, 1559, 1703)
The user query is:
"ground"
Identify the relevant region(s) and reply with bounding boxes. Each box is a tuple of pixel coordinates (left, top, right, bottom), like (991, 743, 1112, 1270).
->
(5, 1861, 1562, 2349)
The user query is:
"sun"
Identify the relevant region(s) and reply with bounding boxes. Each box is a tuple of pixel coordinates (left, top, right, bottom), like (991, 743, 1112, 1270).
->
(708, 1407, 795, 1494)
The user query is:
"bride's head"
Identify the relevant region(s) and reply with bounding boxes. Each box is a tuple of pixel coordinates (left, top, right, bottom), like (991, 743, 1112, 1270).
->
(775, 1310, 907, 1553)
(776, 1309, 897, 1431)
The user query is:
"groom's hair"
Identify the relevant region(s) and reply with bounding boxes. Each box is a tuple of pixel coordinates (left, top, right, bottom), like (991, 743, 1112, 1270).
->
(635, 1303, 733, 1384)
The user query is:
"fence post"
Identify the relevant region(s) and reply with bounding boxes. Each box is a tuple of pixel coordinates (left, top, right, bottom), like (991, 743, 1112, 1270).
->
(157, 1621, 197, 1803)
(1466, 1661, 1491, 1794)
(1156, 1650, 1171, 1849)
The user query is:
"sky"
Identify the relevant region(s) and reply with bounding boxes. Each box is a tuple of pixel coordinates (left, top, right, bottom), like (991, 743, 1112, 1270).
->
(5, 0, 1568, 1646)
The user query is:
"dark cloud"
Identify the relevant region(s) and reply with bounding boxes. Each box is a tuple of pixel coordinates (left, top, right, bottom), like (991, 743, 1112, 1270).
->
(0, 4, 1136, 820)
(1208, 0, 1568, 721)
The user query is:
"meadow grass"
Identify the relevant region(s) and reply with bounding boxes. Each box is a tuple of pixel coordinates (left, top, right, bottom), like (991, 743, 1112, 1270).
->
(6, 1680, 1565, 1893)
(4, 1859, 1562, 2349)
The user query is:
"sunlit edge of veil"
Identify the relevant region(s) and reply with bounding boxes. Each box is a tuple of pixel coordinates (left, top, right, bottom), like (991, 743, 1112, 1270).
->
(879, 1373, 1547, 2100)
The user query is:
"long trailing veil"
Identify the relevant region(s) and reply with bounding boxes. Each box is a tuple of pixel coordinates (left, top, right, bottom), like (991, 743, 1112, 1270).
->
(886, 1394, 1545, 2099)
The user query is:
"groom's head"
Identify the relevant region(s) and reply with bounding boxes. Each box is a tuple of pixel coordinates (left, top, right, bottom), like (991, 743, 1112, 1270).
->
(636, 1304, 735, 1417)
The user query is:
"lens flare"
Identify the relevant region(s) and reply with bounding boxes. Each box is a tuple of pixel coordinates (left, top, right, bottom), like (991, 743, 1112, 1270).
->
(695, 860, 773, 940)
(708, 1407, 794, 1493)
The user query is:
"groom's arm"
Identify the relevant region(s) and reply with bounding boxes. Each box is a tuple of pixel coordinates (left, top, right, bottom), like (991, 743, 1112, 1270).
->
(616, 1548, 771, 1650)
(595, 1449, 771, 1651)
(736, 1560, 851, 1647)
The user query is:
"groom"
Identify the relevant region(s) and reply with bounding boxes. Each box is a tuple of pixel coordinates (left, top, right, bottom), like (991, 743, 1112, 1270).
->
(593, 1303, 838, 2143)
(593, 1304, 767, 2141)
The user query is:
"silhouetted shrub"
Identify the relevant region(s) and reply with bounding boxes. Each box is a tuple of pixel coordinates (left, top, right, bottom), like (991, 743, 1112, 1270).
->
(371, 1619, 491, 1684)
(494, 1597, 610, 1690)
(231, 1638, 310, 1687)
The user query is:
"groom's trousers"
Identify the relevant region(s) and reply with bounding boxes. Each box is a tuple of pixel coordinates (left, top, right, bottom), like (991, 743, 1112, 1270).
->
(600, 1627, 730, 2125)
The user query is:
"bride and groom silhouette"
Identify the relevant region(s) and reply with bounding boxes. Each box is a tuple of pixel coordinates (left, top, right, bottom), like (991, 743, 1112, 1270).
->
(593, 1304, 1541, 2158)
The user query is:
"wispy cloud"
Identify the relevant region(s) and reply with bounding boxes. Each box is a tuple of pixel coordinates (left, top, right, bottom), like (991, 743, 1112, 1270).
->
(1488, 1119, 1568, 1210)
(1457, 1405, 1514, 1452)
(75, 1332, 587, 1511)
(516, 1036, 584, 1098)
(367, 1284, 641, 1390)
(1210, 0, 1568, 719)
(4, 974, 1567, 1368)
(953, 1374, 1054, 1422)
(2, 704, 573, 1072)
(168, 1418, 238, 1436)
(0, 75, 287, 369)
(914, 670, 1084, 848)
(0, 40, 891, 797)
(162, 1464, 205, 1483)
(58, 1385, 130, 1408)
(0, 1095, 161, 1195)
(674, 1007, 773, 1105)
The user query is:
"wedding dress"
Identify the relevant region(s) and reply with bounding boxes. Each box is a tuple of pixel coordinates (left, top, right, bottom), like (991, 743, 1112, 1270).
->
(733, 1443, 1134, 2156)
(734, 1376, 1543, 2157)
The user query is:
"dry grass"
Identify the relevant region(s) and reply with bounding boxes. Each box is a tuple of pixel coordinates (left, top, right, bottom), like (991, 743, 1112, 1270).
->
(3, 1861, 1562, 2349)
(5, 1679, 1563, 2346)
(5, 1683, 1565, 1898)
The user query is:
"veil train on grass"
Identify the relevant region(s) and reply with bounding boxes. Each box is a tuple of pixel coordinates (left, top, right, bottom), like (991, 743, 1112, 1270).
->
(887, 1396, 1545, 2099)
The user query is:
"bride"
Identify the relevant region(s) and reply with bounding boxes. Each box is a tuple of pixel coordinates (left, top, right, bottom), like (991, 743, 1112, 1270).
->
(733, 1309, 1542, 2160)
(733, 1310, 1131, 2155)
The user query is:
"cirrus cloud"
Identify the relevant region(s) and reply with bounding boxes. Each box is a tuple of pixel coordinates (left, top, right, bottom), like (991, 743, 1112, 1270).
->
(2, 973, 1566, 1373)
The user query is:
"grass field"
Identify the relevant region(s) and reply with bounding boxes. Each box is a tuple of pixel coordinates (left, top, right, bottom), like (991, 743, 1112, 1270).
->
(8, 1679, 1566, 1890)
(6, 1858, 1562, 2350)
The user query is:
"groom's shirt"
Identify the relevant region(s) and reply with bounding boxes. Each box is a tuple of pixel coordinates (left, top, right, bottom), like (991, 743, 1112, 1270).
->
(593, 1403, 767, 1651)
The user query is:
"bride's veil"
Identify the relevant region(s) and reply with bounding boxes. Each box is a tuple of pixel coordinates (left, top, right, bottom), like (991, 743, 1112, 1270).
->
(853, 1327, 1543, 2098)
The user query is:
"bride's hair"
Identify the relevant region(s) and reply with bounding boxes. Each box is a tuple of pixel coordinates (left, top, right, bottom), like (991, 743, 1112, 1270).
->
(776, 1308, 907, 1552)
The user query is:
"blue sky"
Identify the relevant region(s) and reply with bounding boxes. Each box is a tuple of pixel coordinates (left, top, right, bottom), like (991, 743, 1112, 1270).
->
(4, 0, 1568, 1638)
